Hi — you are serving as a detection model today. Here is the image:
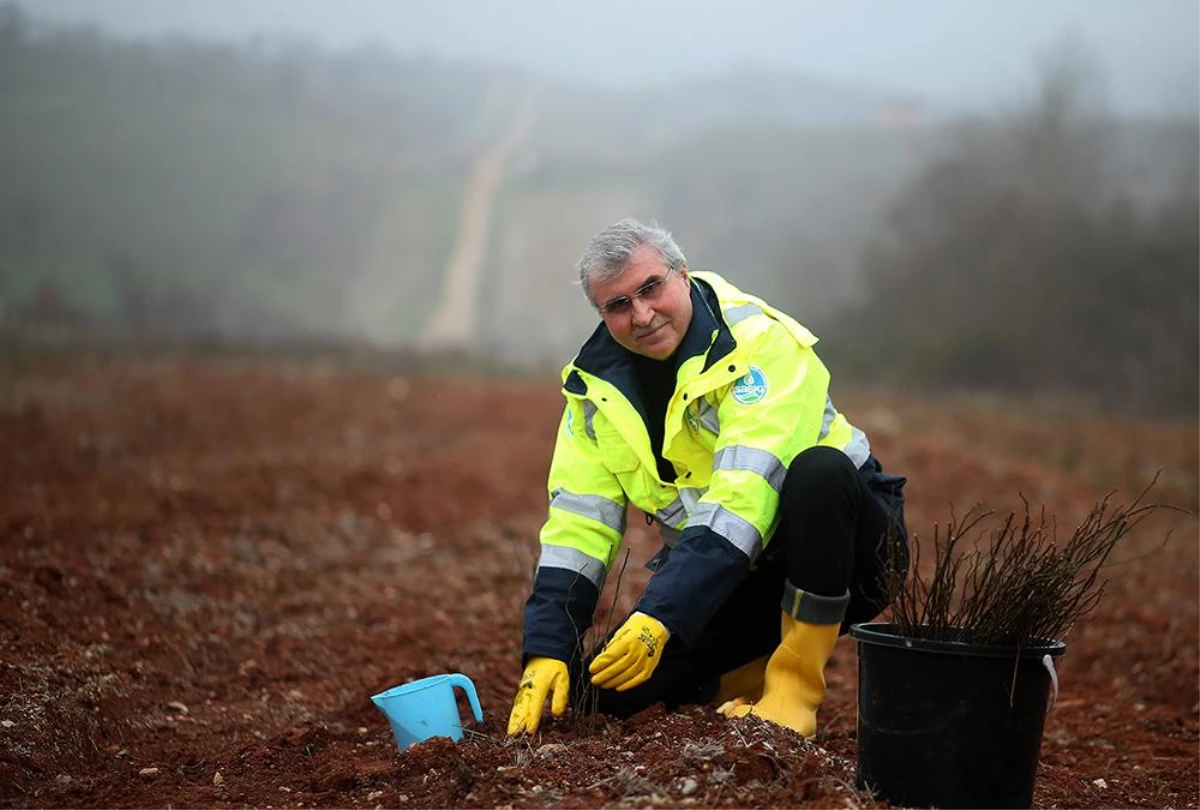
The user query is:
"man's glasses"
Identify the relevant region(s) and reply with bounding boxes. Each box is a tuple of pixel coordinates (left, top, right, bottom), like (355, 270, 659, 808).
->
(597, 266, 678, 317)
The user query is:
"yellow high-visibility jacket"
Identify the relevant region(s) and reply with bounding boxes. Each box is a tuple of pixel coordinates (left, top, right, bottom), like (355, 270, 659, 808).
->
(522, 271, 873, 663)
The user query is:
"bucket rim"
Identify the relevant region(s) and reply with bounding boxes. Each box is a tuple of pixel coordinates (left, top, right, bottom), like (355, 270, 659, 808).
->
(849, 622, 1066, 658)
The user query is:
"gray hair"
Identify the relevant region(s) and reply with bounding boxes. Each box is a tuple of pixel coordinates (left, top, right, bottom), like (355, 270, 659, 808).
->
(577, 218, 688, 307)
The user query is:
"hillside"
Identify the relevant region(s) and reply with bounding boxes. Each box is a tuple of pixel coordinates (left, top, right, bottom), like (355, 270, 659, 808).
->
(1, 11, 1195, 414)
(0, 21, 496, 339)
(0, 13, 922, 348)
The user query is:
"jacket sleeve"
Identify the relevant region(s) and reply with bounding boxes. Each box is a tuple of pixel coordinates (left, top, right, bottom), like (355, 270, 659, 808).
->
(636, 321, 831, 643)
(521, 398, 628, 664)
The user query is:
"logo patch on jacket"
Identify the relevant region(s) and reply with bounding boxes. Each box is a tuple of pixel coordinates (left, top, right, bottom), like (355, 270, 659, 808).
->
(732, 366, 769, 405)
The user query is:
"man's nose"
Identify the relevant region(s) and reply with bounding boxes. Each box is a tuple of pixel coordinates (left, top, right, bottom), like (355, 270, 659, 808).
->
(630, 296, 655, 326)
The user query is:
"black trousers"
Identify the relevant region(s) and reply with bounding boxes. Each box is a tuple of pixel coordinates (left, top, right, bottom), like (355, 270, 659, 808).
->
(572, 446, 908, 718)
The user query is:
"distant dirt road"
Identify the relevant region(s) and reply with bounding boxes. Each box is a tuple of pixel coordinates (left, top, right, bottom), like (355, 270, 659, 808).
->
(419, 89, 535, 350)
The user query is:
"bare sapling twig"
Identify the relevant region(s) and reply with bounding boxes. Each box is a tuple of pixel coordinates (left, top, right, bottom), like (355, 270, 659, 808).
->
(593, 546, 634, 659)
(880, 473, 1182, 646)
(572, 545, 632, 732)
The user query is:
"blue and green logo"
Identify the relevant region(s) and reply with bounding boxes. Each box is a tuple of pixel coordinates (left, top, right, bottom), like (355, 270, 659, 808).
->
(732, 366, 769, 405)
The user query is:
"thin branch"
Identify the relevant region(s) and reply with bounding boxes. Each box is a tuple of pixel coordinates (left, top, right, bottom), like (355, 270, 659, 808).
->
(884, 477, 1173, 645)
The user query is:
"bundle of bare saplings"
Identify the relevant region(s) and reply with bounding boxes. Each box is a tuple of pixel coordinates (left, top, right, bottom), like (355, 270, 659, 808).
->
(852, 476, 1181, 809)
(880, 474, 1176, 647)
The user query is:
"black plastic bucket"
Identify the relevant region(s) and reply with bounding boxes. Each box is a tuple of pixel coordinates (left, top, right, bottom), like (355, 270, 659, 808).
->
(850, 622, 1065, 809)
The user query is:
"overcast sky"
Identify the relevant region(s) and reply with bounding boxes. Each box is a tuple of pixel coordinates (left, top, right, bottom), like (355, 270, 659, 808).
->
(28, 0, 1200, 114)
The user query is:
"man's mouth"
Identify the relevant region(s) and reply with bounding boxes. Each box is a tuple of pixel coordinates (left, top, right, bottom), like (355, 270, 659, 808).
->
(635, 322, 667, 340)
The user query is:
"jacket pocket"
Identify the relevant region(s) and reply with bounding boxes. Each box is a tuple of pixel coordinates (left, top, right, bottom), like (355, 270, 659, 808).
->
(596, 432, 640, 474)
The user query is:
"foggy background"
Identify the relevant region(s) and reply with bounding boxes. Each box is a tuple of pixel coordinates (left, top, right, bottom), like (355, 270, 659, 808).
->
(2, 0, 1197, 412)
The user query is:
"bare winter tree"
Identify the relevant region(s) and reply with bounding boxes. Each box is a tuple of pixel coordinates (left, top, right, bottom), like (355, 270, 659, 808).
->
(843, 37, 1199, 414)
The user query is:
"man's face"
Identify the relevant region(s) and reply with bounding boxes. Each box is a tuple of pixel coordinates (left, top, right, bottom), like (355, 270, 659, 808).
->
(590, 244, 693, 360)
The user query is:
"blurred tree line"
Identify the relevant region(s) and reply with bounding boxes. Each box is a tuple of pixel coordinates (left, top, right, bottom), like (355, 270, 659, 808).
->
(1, 4, 1194, 414)
(0, 2, 496, 341)
(820, 43, 1198, 415)
(0, 2, 923, 352)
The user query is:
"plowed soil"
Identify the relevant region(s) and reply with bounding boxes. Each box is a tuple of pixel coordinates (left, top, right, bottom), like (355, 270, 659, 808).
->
(2, 353, 1196, 809)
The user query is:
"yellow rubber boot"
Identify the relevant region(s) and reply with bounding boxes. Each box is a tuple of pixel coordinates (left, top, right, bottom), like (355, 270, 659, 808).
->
(718, 612, 840, 739)
(712, 655, 768, 707)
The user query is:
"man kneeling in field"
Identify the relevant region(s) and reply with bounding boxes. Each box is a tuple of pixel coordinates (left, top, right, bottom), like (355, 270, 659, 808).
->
(508, 218, 908, 738)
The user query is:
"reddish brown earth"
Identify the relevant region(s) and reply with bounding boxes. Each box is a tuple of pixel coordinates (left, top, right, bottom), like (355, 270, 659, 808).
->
(1, 353, 1196, 809)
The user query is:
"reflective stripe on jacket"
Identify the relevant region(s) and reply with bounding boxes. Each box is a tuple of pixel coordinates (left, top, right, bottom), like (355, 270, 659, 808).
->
(521, 271, 871, 663)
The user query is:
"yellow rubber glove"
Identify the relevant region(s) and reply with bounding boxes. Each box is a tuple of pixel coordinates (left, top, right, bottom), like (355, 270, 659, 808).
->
(588, 612, 670, 691)
(507, 656, 569, 735)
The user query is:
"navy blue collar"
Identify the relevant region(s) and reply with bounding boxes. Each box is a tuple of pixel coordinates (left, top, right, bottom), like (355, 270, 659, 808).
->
(565, 275, 736, 403)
